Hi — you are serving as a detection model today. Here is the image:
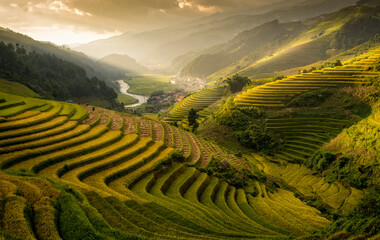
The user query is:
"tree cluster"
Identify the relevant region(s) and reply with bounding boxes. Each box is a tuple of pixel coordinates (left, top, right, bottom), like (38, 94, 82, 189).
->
(215, 98, 280, 154)
(224, 74, 251, 93)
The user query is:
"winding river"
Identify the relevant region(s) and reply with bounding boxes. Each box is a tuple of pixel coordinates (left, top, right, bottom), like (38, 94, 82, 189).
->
(117, 80, 149, 108)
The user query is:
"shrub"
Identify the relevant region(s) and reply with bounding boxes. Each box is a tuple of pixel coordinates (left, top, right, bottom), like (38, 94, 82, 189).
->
(306, 152, 337, 171)
(333, 60, 342, 67)
(287, 89, 333, 107)
(215, 97, 266, 131)
(201, 157, 251, 188)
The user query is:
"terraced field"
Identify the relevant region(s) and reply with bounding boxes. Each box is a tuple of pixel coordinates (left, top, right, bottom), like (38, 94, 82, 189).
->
(234, 49, 380, 107)
(266, 118, 351, 163)
(164, 87, 227, 124)
(246, 154, 364, 214)
(0, 91, 331, 239)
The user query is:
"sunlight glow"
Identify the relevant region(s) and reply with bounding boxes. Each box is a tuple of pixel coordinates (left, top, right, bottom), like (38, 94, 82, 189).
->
(22, 26, 121, 45)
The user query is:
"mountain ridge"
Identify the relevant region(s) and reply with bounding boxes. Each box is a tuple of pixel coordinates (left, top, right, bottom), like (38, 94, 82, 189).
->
(74, 0, 357, 67)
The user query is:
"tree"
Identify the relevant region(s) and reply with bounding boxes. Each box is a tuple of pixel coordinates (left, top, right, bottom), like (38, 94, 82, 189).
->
(333, 60, 342, 67)
(225, 74, 251, 93)
(192, 121, 199, 133)
(188, 108, 199, 126)
(188, 108, 199, 132)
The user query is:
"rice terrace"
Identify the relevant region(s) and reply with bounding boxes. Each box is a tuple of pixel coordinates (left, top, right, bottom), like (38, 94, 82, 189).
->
(0, 0, 379, 239)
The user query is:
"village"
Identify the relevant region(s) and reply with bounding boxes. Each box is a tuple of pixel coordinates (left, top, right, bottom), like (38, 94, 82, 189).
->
(170, 76, 207, 92)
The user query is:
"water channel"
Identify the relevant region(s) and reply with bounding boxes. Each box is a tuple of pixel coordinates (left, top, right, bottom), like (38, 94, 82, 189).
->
(117, 80, 149, 108)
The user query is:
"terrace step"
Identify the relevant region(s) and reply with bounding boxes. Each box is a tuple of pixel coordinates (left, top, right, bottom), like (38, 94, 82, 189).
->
(38, 134, 139, 179)
(284, 144, 316, 155)
(285, 140, 321, 150)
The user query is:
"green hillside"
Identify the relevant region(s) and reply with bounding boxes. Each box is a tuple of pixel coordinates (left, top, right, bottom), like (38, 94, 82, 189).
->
(180, 20, 307, 78)
(0, 79, 40, 98)
(0, 42, 121, 109)
(202, 5, 380, 81)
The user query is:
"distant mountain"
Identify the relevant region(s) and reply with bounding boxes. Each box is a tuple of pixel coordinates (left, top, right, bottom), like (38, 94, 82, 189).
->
(74, 0, 357, 67)
(184, 5, 380, 81)
(230, 5, 380, 79)
(98, 54, 148, 73)
(179, 20, 308, 78)
(0, 27, 125, 81)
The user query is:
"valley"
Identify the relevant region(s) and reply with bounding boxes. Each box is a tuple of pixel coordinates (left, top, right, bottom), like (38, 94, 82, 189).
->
(0, 0, 379, 239)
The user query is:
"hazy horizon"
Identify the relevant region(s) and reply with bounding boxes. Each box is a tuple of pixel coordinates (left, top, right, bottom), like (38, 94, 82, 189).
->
(0, 0, 286, 45)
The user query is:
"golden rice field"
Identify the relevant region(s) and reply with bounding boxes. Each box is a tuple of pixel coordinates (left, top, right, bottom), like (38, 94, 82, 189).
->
(234, 49, 380, 107)
(163, 87, 227, 124)
(0, 91, 332, 240)
(0, 49, 378, 240)
(246, 154, 363, 214)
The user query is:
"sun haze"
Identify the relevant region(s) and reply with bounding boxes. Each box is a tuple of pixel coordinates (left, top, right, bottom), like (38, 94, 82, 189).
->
(0, 0, 282, 45)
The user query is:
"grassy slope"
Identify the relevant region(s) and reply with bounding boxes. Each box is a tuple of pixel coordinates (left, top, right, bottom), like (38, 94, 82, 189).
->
(323, 102, 380, 184)
(180, 20, 307, 78)
(207, 5, 380, 81)
(273, 35, 380, 77)
(0, 79, 40, 98)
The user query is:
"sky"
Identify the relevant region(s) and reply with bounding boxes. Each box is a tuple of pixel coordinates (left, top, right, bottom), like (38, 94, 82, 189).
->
(0, 0, 282, 45)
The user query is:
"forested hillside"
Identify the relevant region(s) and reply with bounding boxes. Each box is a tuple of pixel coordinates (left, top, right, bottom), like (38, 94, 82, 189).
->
(0, 42, 120, 109)
(0, 27, 124, 81)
